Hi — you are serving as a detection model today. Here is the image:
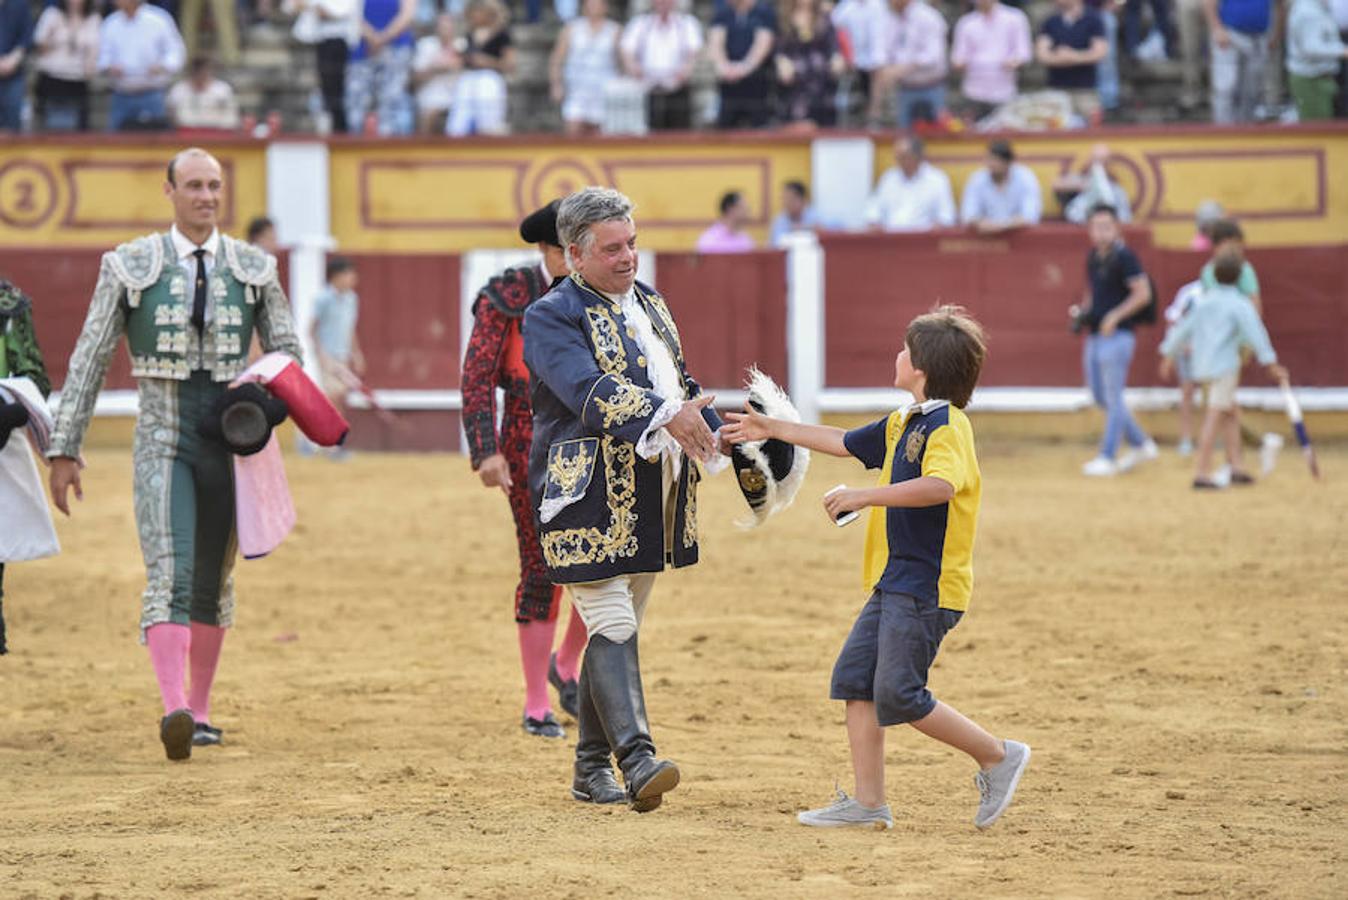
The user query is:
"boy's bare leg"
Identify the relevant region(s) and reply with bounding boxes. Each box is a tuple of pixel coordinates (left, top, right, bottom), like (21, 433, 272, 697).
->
(1223, 409, 1244, 471)
(845, 700, 887, 807)
(1178, 381, 1197, 444)
(1194, 405, 1223, 479)
(909, 701, 1005, 769)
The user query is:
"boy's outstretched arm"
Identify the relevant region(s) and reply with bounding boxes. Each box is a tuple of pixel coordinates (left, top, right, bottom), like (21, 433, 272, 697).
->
(824, 478, 954, 520)
(723, 405, 850, 457)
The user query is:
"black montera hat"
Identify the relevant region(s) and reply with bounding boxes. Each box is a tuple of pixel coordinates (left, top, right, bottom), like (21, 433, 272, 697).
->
(197, 383, 289, 456)
(0, 400, 29, 451)
(732, 369, 810, 527)
(519, 199, 562, 247)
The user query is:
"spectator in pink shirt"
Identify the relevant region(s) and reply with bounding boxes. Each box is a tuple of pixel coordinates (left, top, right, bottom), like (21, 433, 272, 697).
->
(951, 0, 1033, 120)
(868, 0, 949, 128)
(696, 191, 757, 253)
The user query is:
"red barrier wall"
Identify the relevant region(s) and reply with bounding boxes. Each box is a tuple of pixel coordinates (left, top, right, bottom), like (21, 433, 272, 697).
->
(821, 227, 1348, 388)
(654, 250, 789, 389)
(344, 252, 461, 390)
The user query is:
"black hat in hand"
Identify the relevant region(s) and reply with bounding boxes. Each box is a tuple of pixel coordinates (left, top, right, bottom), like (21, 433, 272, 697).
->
(197, 383, 289, 456)
(0, 400, 29, 451)
(732, 369, 810, 527)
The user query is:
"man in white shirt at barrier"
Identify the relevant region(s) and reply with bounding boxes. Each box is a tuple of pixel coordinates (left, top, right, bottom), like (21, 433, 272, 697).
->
(864, 135, 956, 233)
(99, 0, 186, 131)
(960, 139, 1043, 235)
(620, 0, 704, 130)
(167, 57, 240, 130)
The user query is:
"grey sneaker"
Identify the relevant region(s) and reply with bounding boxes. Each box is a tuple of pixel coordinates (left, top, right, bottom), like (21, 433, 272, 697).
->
(797, 789, 893, 830)
(974, 740, 1031, 829)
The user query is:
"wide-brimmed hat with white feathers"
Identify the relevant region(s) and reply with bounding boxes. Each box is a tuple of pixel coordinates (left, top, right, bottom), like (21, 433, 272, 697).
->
(731, 368, 810, 527)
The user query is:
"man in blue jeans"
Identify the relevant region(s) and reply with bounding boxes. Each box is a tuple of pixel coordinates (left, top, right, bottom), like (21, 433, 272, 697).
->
(1073, 203, 1158, 477)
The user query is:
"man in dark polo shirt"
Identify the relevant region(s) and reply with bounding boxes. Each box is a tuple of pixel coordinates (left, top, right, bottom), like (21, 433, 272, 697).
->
(1071, 203, 1158, 477)
(1035, 0, 1108, 122)
(709, 0, 776, 128)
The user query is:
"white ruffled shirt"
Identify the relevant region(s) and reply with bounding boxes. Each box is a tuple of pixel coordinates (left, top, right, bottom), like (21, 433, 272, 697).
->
(605, 288, 727, 479)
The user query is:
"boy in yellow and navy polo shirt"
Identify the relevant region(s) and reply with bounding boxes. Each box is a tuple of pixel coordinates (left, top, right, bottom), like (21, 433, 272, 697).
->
(724, 306, 1030, 831)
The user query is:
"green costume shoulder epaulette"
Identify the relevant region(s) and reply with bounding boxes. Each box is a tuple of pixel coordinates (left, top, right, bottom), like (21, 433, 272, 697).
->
(220, 235, 277, 287)
(105, 233, 168, 292)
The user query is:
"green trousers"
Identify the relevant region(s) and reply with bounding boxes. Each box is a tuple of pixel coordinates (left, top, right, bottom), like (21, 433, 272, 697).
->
(133, 371, 237, 635)
(1290, 73, 1338, 121)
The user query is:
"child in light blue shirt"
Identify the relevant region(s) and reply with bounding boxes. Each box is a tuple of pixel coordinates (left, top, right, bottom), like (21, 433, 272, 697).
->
(1160, 255, 1287, 489)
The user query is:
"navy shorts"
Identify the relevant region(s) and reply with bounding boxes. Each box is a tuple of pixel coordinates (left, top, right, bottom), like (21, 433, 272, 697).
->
(829, 590, 963, 726)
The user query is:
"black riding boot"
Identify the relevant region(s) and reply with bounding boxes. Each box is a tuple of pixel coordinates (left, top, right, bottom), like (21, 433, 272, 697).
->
(585, 634, 680, 812)
(570, 653, 624, 804)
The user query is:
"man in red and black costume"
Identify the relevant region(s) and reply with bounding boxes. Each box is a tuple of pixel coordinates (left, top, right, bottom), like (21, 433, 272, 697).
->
(462, 200, 588, 739)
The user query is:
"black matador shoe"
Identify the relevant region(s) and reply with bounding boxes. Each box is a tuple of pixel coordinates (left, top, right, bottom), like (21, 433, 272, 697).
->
(160, 709, 195, 761)
(549, 652, 579, 719)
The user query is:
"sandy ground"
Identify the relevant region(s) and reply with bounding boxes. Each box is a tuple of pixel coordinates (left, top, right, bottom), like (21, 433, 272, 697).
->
(1, 436, 1345, 899)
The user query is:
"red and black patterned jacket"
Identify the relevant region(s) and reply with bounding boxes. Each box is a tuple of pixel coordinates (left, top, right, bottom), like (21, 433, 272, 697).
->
(461, 265, 550, 469)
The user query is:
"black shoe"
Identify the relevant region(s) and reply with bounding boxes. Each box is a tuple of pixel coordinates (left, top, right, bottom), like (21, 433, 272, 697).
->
(571, 654, 624, 804)
(1229, 471, 1255, 485)
(583, 634, 680, 813)
(1192, 478, 1220, 490)
(522, 711, 565, 739)
(160, 709, 194, 761)
(193, 722, 223, 747)
(548, 652, 579, 719)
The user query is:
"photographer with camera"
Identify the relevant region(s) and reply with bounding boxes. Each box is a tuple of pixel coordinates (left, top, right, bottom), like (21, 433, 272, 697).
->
(1069, 203, 1158, 478)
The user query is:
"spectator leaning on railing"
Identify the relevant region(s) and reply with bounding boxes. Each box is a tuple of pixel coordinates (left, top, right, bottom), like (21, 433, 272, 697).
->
(951, 0, 1033, 120)
(550, 0, 620, 136)
(960, 139, 1042, 234)
(33, 0, 100, 132)
(620, 0, 704, 131)
(1286, 0, 1348, 120)
(99, 0, 186, 131)
(864, 135, 956, 232)
(1036, 0, 1109, 122)
(709, 0, 777, 129)
(870, 0, 949, 128)
(775, 0, 845, 128)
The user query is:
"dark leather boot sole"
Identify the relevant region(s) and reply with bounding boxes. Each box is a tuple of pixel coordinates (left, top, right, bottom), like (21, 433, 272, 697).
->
(629, 762, 680, 813)
(160, 709, 195, 762)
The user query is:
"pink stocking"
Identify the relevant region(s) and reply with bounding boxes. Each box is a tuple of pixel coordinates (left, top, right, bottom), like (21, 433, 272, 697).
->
(553, 595, 587, 683)
(145, 623, 190, 715)
(188, 623, 227, 724)
(517, 619, 557, 720)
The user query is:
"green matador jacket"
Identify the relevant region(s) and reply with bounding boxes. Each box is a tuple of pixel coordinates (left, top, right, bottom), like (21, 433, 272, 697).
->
(48, 231, 302, 459)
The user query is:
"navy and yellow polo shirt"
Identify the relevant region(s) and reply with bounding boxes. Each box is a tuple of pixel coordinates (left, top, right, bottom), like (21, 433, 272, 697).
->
(843, 400, 981, 612)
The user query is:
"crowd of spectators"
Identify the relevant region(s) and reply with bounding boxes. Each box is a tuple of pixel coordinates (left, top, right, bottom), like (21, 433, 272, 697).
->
(1, 0, 1348, 133)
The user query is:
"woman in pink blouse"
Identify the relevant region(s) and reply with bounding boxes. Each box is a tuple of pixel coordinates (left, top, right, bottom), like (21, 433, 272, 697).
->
(34, 0, 101, 131)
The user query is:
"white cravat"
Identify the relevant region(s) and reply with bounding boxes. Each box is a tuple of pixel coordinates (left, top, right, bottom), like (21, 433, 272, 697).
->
(607, 289, 727, 477)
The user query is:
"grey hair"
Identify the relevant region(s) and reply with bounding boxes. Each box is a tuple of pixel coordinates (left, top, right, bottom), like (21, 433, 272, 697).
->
(558, 187, 635, 267)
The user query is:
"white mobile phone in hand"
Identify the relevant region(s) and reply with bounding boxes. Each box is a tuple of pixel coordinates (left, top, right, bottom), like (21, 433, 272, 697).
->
(824, 484, 860, 527)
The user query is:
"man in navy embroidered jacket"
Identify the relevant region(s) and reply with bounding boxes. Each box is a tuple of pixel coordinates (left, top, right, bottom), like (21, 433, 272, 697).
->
(522, 186, 724, 814)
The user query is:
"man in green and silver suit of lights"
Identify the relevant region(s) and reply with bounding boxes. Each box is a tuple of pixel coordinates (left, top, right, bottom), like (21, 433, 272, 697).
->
(48, 148, 302, 762)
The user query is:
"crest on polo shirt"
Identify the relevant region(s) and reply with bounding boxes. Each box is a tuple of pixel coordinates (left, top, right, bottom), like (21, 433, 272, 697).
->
(904, 424, 927, 463)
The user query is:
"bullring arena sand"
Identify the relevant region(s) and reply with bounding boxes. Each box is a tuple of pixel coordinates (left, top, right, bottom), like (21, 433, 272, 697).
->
(2, 434, 1345, 899)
